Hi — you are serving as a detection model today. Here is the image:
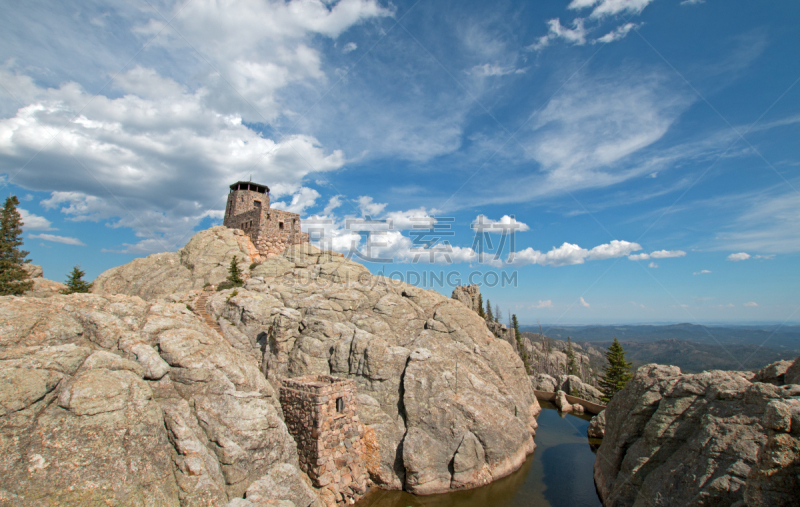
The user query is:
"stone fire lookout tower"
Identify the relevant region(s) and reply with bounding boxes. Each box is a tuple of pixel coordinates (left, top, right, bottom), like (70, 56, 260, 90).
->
(223, 181, 309, 256)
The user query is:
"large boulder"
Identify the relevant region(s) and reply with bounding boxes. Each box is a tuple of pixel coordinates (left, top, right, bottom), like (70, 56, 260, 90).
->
(595, 362, 800, 507)
(91, 226, 260, 301)
(201, 245, 539, 495)
(0, 293, 308, 507)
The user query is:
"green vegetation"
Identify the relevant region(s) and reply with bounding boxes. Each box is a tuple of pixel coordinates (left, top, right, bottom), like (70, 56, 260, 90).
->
(0, 196, 33, 296)
(599, 337, 633, 403)
(477, 294, 485, 318)
(227, 256, 244, 286)
(249, 261, 260, 270)
(566, 337, 579, 376)
(512, 314, 532, 374)
(226, 289, 239, 302)
(62, 265, 92, 294)
(485, 298, 494, 321)
(494, 304, 500, 323)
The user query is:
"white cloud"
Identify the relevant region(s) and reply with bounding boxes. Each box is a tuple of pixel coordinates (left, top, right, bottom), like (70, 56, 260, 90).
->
(271, 187, 321, 215)
(19, 208, 55, 231)
(530, 18, 587, 51)
(587, 240, 642, 260)
(580, 297, 590, 308)
(649, 249, 686, 259)
(693, 270, 712, 275)
(744, 302, 758, 307)
(715, 187, 800, 254)
(513, 243, 589, 267)
(323, 195, 343, 215)
(649, 262, 658, 268)
(355, 196, 387, 217)
(629, 249, 685, 261)
(472, 215, 531, 234)
(681, 0, 704, 5)
(536, 300, 553, 309)
(594, 22, 640, 44)
(28, 233, 85, 246)
(569, 0, 656, 18)
(754, 254, 775, 260)
(0, 66, 346, 252)
(471, 63, 524, 77)
(342, 42, 358, 54)
(522, 71, 693, 196)
(728, 252, 751, 262)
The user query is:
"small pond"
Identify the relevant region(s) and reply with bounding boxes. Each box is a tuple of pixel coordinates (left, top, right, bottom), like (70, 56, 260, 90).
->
(354, 401, 601, 507)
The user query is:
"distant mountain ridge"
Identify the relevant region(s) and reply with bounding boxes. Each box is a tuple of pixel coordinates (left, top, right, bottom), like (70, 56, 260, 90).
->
(521, 323, 800, 351)
(519, 324, 800, 374)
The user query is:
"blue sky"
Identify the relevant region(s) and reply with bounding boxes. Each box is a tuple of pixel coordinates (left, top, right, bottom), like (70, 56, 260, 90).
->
(1, 0, 798, 324)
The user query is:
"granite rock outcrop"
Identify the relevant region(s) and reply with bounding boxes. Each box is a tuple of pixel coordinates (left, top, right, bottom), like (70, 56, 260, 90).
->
(594, 357, 800, 507)
(87, 227, 540, 498)
(204, 244, 540, 495)
(91, 226, 260, 301)
(0, 293, 306, 506)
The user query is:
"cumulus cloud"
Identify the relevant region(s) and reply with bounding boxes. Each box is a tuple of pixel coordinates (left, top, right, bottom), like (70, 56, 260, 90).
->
(587, 240, 642, 260)
(19, 208, 55, 231)
(0, 66, 346, 252)
(356, 196, 388, 217)
(628, 249, 685, 261)
(580, 297, 590, 308)
(649, 262, 658, 268)
(271, 187, 321, 214)
(650, 250, 686, 259)
(342, 42, 358, 53)
(472, 215, 531, 234)
(323, 195, 343, 215)
(28, 233, 85, 246)
(728, 252, 751, 261)
(693, 269, 712, 275)
(743, 302, 758, 307)
(536, 300, 553, 309)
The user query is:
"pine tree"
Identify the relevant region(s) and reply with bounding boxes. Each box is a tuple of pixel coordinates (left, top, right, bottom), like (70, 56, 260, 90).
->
(62, 265, 92, 294)
(566, 337, 578, 377)
(477, 294, 485, 318)
(485, 298, 494, 321)
(0, 196, 33, 296)
(227, 255, 244, 286)
(598, 337, 633, 403)
(494, 304, 500, 323)
(512, 314, 531, 374)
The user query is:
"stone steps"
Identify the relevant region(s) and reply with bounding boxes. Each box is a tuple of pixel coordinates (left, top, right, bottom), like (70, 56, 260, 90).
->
(193, 291, 222, 334)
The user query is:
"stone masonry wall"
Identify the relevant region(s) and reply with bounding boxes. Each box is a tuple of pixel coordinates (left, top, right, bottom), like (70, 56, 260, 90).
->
(279, 375, 368, 505)
(224, 188, 309, 257)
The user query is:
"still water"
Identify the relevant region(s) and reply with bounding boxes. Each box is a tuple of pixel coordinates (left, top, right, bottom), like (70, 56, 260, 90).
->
(355, 401, 601, 507)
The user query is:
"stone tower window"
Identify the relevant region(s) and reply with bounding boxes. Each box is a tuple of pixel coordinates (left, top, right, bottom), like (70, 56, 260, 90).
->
(279, 222, 284, 230)
(336, 397, 344, 413)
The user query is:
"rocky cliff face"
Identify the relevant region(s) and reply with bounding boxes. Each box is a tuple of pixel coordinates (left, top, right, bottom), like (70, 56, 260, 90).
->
(206, 244, 539, 495)
(0, 292, 321, 506)
(91, 226, 261, 301)
(594, 359, 800, 507)
(84, 227, 539, 499)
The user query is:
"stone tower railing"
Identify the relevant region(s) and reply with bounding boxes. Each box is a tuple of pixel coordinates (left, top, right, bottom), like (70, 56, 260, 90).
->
(279, 375, 368, 504)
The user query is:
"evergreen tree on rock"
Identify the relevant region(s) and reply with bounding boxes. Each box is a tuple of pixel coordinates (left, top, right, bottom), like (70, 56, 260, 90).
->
(485, 298, 494, 321)
(566, 337, 579, 377)
(477, 294, 485, 318)
(0, 196, 33, 296)
(512, 314, 531, 374)
(599, 337, 633, 403)
(62, 265, 92, 294)
(494, 304, 500, 323)
(227, 255, 244, 287)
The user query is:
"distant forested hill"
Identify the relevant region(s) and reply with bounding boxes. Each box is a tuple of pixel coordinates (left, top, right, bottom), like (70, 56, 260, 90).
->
(519, 324, 800, 374)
